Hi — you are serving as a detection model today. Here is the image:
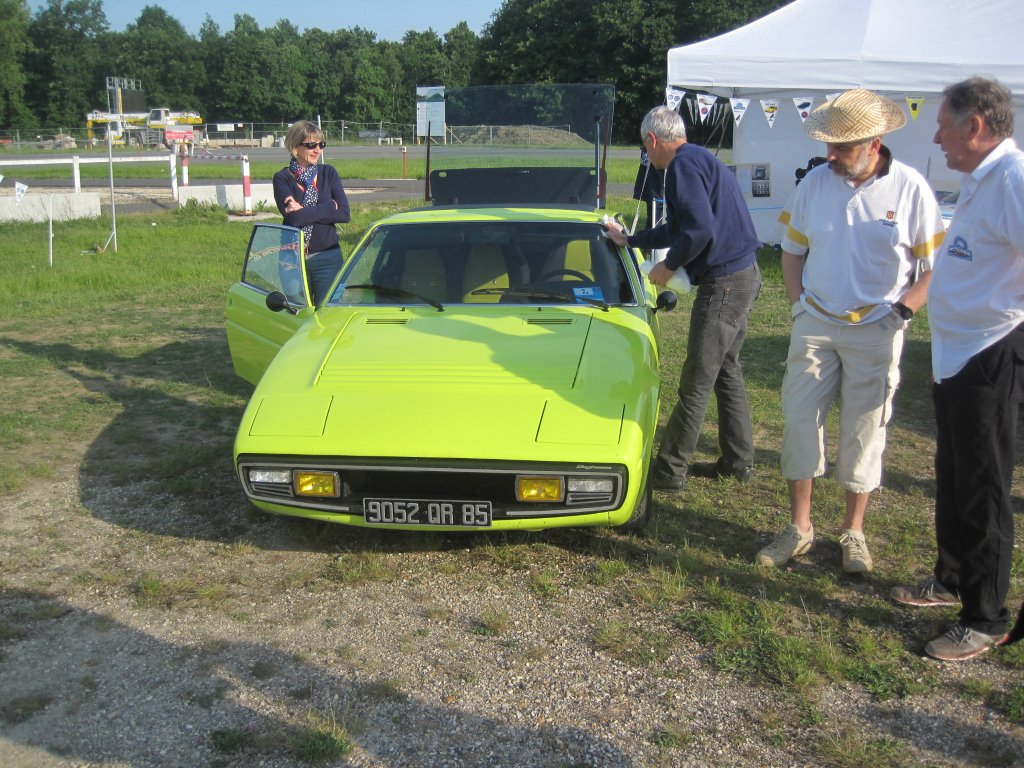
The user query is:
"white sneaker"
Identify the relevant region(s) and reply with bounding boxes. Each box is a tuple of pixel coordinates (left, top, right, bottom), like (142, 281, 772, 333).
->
(756, 524, 814, 567)
(839, 529, 873, 574)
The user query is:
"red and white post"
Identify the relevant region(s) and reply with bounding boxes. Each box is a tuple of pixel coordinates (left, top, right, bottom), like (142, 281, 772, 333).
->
(241, 154, 253, 214)
(180, 144, 190, 187)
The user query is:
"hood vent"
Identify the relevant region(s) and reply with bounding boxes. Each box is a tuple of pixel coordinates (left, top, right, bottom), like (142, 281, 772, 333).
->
(364, 318, 410, 325)
(526, 318, 575, 326)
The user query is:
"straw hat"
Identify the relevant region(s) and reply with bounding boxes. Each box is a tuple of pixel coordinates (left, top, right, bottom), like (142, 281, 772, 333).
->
(804, 89, 906, 142)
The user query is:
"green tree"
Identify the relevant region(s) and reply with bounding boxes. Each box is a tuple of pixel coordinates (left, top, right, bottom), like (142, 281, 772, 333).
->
(476, 0, 789, 142)
(25, 0, 109, 127)
(349, 41, 403, 123)
(111, 6, 205, 112)
(0, 0, 32, 127)
(214, 15, 310, 122)
(442, 22, 478, 89)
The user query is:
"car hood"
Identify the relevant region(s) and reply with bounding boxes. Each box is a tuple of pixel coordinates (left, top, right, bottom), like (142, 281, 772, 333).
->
(239, 307, 658, 460)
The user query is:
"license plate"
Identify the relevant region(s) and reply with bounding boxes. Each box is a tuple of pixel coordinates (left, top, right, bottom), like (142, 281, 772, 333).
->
(363, 498, 492, 527)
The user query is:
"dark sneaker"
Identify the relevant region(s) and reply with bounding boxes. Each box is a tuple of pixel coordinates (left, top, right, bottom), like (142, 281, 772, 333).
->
(838, 529, 873, 574)
(650, 470, 687, 491)
(755, 524, 814, 567)
(925, 622, 1006, 661)
(890, 576, 959, 607)
(689, 462, 753, 482)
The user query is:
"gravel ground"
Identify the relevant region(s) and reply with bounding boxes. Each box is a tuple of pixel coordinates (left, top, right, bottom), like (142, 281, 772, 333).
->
(2, 473, 1023, 768)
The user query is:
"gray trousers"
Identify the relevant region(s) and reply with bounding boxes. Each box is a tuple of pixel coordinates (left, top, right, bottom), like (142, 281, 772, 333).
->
(653, 262, 760, 480)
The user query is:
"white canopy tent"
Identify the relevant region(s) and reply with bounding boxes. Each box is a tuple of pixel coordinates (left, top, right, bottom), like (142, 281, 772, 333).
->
(667, 0, 1024, 241)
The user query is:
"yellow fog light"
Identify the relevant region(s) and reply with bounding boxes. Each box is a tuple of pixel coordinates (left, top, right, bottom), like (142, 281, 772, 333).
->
(294, 471, 340, 497)
(516, 475, 564, 502)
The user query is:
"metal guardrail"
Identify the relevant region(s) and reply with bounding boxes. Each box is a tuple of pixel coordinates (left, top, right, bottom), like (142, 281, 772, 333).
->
(0, 154, 179, 198)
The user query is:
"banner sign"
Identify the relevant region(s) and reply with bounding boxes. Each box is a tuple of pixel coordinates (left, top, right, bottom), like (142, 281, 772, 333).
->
(730, 98, 750, 125)
(416, 86, 445, 137)
(793, 97, 814, 122)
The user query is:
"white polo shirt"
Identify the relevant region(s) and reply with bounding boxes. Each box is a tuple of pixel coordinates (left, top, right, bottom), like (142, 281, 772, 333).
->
(929, 138, 1024, 381)
(779, 150, 945, 325)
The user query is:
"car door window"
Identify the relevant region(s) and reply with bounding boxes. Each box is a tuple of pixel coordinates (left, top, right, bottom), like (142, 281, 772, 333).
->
(242, 224, 308, 307)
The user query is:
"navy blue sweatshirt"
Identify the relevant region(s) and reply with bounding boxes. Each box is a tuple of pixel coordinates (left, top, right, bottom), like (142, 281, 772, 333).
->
(272, 163, 351, 255)
(628, 143, 759, 282)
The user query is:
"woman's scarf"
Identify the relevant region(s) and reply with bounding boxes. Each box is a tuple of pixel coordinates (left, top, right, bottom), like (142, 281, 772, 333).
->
(289, 157, 319, 247)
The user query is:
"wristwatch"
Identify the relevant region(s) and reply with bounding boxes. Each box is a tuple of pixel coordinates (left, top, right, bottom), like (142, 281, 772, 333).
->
(892, 301, 914, 321)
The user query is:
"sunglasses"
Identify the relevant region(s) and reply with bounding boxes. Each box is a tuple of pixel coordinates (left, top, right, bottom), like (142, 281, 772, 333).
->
(300, 141, 326, 149)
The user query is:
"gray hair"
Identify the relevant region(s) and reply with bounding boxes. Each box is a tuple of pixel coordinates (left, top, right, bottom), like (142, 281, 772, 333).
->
(943, 77, 1014, 140)
(640, 106, 687, 143)
(284, 120, 324, 152)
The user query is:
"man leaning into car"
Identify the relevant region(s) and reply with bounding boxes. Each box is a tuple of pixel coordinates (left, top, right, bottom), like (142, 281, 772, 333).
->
(605, 105, 761, 492)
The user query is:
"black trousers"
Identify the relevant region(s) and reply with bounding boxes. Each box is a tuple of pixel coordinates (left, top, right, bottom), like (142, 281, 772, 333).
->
(932, 324, 1024, 636)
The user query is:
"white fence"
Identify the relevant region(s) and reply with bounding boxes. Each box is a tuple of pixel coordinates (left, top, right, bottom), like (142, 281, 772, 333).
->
(0, 154, 179, 199)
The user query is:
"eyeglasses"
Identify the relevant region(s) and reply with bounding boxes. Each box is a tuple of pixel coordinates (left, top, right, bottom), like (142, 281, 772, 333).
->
(300, 141, 326, 150)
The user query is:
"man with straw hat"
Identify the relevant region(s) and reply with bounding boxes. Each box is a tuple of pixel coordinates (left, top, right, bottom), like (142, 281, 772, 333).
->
(757, 89, 945, 573)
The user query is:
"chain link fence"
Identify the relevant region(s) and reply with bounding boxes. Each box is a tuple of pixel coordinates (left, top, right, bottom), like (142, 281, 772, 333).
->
(2, 121, 595, 152)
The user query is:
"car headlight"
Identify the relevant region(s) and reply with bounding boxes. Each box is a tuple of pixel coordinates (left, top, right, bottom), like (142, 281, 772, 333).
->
(294, 470, 340, 497)
(516, 475, 565, 502)
(248, 468, 291, 485)
(567, 477, 615, 494)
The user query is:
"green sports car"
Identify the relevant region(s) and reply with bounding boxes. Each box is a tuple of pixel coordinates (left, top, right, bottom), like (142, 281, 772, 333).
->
(226, 169, 675, 531)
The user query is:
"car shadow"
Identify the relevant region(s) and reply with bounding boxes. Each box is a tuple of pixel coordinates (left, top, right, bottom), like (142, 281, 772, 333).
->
(0, 587, 634, 767)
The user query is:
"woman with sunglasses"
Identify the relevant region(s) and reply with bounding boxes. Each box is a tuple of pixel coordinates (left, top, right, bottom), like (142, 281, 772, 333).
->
(272, 120, 351, 305)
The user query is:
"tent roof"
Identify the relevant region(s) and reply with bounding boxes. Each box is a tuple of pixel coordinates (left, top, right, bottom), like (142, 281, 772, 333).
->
(668, 0, 1024, 95)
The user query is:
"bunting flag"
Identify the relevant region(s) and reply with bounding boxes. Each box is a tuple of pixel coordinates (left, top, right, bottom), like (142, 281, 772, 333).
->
(15, 182, 28, 205)
(760, 99, 780, 128)
(793, 97, 814, 122)
(0, 174, 4, 185)
(665, 86, 685, 111)
(695, 93, 717, 124)
(906, 95, 925, 121)
(826, 92, 842, 102)
(729, 98, 750, 125)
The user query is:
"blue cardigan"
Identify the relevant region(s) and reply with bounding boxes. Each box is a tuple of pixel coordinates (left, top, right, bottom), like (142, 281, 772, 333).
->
(272, 163, 351, 255)
(628, 143, 759, 283)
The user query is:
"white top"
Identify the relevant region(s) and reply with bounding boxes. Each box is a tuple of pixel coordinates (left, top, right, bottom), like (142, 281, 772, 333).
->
(929, 138, 1024, 381)
(779, 152, 945, 325)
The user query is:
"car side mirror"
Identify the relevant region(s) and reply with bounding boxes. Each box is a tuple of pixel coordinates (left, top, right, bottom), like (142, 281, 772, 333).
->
(266, 290, 298, 315)
(654, 290, 677, 313)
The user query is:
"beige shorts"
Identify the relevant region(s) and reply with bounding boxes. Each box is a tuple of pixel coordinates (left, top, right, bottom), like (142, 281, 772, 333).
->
(780, 307, 906, 493)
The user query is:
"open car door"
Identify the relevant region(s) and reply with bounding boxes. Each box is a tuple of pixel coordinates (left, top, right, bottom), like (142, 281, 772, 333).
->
(225, 223, 311, 385)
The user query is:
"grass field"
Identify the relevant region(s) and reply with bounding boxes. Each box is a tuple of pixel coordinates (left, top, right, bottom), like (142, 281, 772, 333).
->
(1, 195, 1022, 765)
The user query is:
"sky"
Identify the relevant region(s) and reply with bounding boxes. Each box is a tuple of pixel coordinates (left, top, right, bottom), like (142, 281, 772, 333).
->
(46, 0, 505, 41)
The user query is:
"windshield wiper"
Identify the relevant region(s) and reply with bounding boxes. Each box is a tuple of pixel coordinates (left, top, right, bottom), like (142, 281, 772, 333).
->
(344, 283, 444, 312)
(472, 287, 609, 311)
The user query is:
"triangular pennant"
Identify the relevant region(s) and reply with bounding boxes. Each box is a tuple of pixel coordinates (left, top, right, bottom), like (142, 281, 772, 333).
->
(906, 95, 925, 121)
(729, 98, 750, 126)
(695, 93, 717, 124)
(760, 99, 780, 128)
(826, 92, 842, 102)
(14, 182, 28, 205)
(792, 97, 814, 122)
(666, 86, 685, 111)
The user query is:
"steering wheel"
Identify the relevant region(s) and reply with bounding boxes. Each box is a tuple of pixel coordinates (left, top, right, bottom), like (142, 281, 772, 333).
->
(539, 268, 591, 282)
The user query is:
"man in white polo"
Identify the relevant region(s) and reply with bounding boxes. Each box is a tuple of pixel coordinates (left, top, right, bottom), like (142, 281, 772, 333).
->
(758, 89, 945, 573)
(892, 77, 1024, 661)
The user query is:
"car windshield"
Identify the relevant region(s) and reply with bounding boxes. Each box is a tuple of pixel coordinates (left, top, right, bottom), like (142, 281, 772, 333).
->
(328, 221, 637, 308)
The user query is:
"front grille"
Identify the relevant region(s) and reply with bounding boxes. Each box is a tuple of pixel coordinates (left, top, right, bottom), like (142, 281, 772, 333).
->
(238, 457, 626, 519)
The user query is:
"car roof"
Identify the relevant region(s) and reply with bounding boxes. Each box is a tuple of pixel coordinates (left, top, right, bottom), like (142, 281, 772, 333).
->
(373, 205, 605, 227)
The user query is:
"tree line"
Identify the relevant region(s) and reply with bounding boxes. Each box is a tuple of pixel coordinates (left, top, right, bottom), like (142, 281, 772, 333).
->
(0, 0, 788, 142)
